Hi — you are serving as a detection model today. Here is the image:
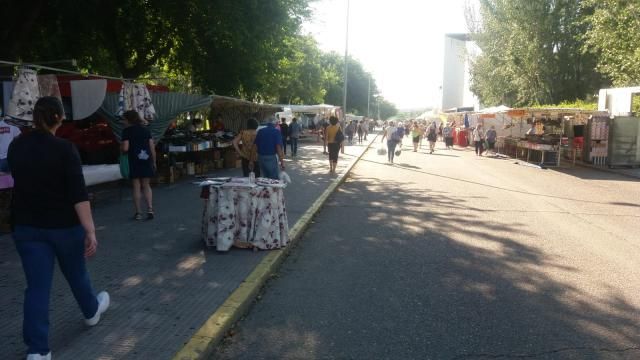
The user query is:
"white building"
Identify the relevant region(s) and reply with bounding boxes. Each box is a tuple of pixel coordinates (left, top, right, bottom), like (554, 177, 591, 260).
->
(441, 33, 479, 112)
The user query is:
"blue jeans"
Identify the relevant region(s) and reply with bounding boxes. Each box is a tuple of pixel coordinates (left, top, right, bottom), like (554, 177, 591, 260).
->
(13, 225, 99, 355)
(258, 154, 280, 180)
(289, 138, 299, 156)
(387, 141, 398, 162)
(0, 158, 9, 172)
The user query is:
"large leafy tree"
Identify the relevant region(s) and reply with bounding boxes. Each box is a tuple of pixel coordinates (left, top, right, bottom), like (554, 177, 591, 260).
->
(0, 0, 398, 115)
(469, 0, 603, 107)
(582, 0, 640, 86)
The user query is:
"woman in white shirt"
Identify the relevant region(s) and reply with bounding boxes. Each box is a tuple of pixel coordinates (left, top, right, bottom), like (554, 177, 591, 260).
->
(472, 125, 486, 156)
(381, 121, 400, 164)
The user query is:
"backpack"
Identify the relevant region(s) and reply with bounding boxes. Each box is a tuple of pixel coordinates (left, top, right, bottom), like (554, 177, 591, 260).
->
(334, 127, 345, 143)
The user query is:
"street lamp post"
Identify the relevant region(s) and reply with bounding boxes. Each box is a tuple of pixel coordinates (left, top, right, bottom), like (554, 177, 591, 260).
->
(367, 75, 371, 118)
(342, 0, 350, 121)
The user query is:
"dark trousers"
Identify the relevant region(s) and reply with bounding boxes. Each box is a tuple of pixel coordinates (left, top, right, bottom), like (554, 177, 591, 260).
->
(475, 141, 484, 155)
(387, 141, 398, 162)
(282, 138, 287, 154)
(14, 225, 99, 355)
(289, 138, 299, 156)
(241, 158, 261, 177)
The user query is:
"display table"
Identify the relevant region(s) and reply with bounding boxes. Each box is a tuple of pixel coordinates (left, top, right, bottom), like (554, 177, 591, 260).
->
(200, 180, 289, 251)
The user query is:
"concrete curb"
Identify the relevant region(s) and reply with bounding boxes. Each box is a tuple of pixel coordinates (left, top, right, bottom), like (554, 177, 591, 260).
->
(172, 134, 379, 360)
(571, 161, 640, 180)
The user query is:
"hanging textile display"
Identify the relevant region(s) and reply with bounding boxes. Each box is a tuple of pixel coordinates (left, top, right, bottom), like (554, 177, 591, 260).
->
(7, 68, 39, 122)
(1, 82, 14, 117)
(116, 82, 156, 123)
(37, 74, 62, 101)
(70, 79, 107, 120)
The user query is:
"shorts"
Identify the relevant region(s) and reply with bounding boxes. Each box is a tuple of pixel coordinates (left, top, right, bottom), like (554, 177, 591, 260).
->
(445, 137, 454, 147)
(488, 141, 495, 150)
(328, 142, 340, 161)
(412, 136, 420, 144)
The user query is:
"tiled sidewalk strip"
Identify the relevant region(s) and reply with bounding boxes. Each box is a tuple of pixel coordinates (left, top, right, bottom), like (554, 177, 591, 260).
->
(173, 135, 379, 360)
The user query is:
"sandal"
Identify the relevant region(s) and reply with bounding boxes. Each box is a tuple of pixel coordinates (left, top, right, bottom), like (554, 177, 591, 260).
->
(133, 213, 143, 221)
(147, 209, 155, 220)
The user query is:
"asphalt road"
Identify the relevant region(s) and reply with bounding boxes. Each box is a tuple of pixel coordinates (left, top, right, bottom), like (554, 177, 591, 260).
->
(213, 140, 640, 360)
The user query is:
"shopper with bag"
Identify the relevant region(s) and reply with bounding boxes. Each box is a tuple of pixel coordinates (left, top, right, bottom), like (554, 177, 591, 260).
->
(426, 122, 438, 154)
(8, 97, 110, 360)
(381, 121, 402, 164)
(255, 117, 286, 179)
(122, 110, 157, 220)
(324, 116, 343, 174)
(473, 125, 486, 156)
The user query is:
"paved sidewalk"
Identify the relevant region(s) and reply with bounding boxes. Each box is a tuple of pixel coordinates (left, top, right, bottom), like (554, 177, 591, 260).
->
(0, 135, 377, 360)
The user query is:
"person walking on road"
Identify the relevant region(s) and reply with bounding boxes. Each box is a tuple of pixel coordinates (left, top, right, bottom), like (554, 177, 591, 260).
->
(279, 118, 289, 157)
(233, 117, 261, 177)
(255, 117, 286, 179)
(345, 121, 356, 145)
(443, 122, 454, 150)
(426, 122, 438, 154)
(121, 110, 157, 220)
(321, 118, 329, 154)
(288, 117, 302, 157)
(485, 125, 497, 156)
(8, 97, 110, 360)
(325, 116, 343, 174)
(473, 125, 486, 156)
(411, 123, 423, 152)
(381, 121, 402, 164)
(357, 120, 365, 144)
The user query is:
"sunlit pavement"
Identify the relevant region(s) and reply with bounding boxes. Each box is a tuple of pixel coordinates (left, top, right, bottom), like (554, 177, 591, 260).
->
(214, 141, 640, 359)
(0, 135, 376, 360)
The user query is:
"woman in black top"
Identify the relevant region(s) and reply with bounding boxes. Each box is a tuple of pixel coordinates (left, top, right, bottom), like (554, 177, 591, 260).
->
(8, 97, 109, 359)
(121, 110, 156, 220)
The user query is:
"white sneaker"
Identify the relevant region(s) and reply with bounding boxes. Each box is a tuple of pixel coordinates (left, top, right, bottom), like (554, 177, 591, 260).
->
(85, 291, 110, 326)
(26, 352, 51, 360)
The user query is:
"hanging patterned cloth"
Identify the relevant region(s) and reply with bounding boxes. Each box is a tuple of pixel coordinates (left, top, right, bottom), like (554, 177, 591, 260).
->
(7, 68, 39, 123)
(116, 82, 156, 123)
(37, 74, 62, 101)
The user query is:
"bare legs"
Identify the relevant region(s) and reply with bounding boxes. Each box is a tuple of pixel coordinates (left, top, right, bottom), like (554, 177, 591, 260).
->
(132, 178, 153, 217)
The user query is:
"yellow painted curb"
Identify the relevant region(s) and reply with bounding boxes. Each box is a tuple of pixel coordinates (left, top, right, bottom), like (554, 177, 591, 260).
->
(172, 134, 379, 360)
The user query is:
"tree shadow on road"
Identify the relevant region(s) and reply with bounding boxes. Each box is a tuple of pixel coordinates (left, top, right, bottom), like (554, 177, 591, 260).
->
(214, 170, 640, 359)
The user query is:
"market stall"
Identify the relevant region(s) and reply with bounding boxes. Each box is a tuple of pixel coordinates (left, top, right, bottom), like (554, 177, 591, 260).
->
(154, 96, 282, 181)
(200, 177, 289, 251)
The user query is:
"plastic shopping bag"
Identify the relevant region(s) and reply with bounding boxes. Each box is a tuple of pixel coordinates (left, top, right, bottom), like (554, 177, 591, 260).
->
(279, 171, 292, 184)
(377, 145, 387, 155)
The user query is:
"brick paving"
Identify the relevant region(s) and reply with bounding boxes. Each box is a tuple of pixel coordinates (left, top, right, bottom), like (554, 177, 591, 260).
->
(0, 137, 376, 360)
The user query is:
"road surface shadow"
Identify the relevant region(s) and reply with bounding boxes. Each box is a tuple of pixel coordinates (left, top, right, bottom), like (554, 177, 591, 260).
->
(214, 173, 640, 360)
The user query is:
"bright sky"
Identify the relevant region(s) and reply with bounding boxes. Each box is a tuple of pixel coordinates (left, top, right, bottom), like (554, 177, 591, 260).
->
(304, 0, 471, 110)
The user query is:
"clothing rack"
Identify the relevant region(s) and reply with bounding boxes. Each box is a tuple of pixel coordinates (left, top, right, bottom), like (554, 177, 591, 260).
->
(0, 60, 166, 82)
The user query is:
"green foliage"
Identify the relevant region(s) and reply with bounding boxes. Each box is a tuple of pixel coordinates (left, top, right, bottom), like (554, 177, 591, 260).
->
(0, 0, 398, 118)
(530, 100, 598, 110)
(469, 0, 603, 107)
(582, 0, 640, 87)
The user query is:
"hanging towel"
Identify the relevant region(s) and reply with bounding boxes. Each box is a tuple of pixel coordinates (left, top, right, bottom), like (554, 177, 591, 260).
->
(70, 79, 107, 120)
(2, 81, 14, 117)
(117, 82, 156, 123)
(37, 74, 62, 101)
(7, 68, 39, 121)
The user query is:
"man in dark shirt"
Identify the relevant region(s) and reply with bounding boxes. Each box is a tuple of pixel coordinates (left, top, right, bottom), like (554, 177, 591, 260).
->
(254, 117, 285, 179)
(279, 118, 289, 156)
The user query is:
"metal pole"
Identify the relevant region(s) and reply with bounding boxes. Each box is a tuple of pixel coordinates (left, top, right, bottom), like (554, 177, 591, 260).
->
(342, 0, 350, 121)
(367, 75, 371, 118)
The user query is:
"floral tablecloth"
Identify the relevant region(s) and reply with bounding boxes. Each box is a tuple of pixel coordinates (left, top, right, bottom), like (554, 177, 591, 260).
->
(201, 185, 289, 251)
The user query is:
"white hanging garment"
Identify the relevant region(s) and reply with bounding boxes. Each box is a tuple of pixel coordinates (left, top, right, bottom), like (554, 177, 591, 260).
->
(116, 82, 156, 122)
(70, 79, 107, 120)
(7, 68, 39, 121)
